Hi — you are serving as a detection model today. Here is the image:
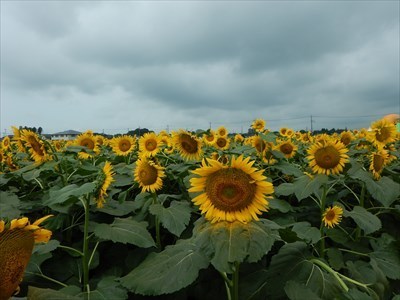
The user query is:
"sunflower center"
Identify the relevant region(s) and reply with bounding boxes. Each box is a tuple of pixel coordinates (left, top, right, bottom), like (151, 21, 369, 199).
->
(81, 138, 95, 150)
(31, 142, 45, 156)
(139, 164, 158, 185)
(145, 139, 157, 151)
(216, 138, 227, 148)
(280, 143, 293, 154)
(119, 140, 131, 152)
(376, 128, 390, 142)
(206, 135, 214, 142)
(314, 146, 341, 169)
(341, 134, 351, 145)
(205, 168, 256, 212)
(373, 154, 385, 172)
(325, 210, 336, 221)
(180, 134, 198, 154)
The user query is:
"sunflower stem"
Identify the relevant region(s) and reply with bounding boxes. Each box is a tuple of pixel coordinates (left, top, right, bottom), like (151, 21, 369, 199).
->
(152, 193, 162, 250)
(231, 262, 240, 300)
(319, 185, 327, 259)
(309, 258, 349, 292)
(355, 183, 365, 241)
(81, 195, 91, 299)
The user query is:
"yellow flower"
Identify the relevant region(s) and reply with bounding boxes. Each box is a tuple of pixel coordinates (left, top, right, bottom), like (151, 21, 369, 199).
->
(214, 136, 230, 150)
(10, 217, 29, 230)
(251, 119, 266, 133)
(189, 155, 274, 224)
(172, 130, 202, 161)
(139, 132, 161, 157)
(307, 140, 349, 175)
(367, 119, 397, 148)
(369, 149, 389, 180)
(216, 126, 228, 137)
(252, 136, 268, 154)
(276, 140, 297, 159)
(0, 220, 4, 233)
(234, 134, 244, 144)
(322, 206, 343, 228)
(340, 131, 354, 146)
(111, 135, 135, 156)
(203, 130, 216, 146)
(96, 161, 115, 208)
(134, 158, 165, 193)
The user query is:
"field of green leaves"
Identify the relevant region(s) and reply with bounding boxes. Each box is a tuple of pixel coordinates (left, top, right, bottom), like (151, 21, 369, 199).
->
(0, 119, 399, 300)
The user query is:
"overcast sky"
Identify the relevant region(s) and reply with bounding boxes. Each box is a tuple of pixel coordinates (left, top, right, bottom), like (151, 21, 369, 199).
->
(1, 1, 399, 135)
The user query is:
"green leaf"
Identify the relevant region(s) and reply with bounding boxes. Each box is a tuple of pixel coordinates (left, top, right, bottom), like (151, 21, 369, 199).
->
(291, 222, 321, 244)
(273, 161, 304, 177)
(284, 280, 322, 300)
(0, 191, 20, 219)
(27, 286, 81, 300)
(293, 174, 328, 201)
(97, 199, 136, 216)
(33, 240, 60, 255)
(119, 239, 209, 295)
(87, 276, 128, 300)
(45, 182, 97, 205)
(269, 198, 293, 213)
(193, 219, 279, 273)
(92, 217, 155, 248)
(275, 182, 295, 197)
(327, 248, 344, 270)
(369, 236, 400, 280)
(239, 269, 269, 300)
(366, 177, 400, 207)
(149, 201, 192, 236)
(344, 206, 381, 235)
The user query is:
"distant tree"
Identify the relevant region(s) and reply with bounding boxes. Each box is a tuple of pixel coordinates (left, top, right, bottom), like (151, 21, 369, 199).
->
(38, 127, 43, 135)
(127, 128, 150, 137)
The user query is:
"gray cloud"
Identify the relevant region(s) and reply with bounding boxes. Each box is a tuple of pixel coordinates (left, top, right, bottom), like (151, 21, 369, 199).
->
(1, 1, 399, 135)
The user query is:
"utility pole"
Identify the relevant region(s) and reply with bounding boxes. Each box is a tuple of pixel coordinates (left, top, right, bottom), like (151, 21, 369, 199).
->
(310, 115, 315, 133)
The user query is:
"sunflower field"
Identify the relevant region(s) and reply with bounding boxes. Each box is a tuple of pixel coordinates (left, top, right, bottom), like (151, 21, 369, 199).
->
(0, 118, 399, 300)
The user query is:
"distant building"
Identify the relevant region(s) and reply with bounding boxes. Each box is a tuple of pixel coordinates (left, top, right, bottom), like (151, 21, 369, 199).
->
(51, 130, 81, 141)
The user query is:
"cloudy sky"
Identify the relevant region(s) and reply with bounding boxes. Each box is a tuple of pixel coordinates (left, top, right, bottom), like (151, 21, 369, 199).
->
(1, 1, 399, 135)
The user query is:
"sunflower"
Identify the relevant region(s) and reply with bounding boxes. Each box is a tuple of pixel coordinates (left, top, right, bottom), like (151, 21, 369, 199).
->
(21, 130, 49, 163)
(75, 132, 99, 159)
(322, 206, 343, 228)
(251, 119, 266, 133)
(369, 149, 389, 180)
(214, 136, 230, 150)
(252, 135, 268, 154)
(0, 149, 4, 164)
(285, 129, 294, 138)
(96, 161, 115, 208)
(216, 126, 228, 137)
(172, 130, 202, 160)
(276, 140, 297, 159)
(189, 155, 274, 223)
(234, 134, 244, 144)
(203, 130, 216, 146)
(2, 136, 11, 150)
(139, 132, 161, 157)
(340, 131, 354, 146)
(367, 119, 397, 148)
(112, 135, 135, 156)
(307, 140, 349, 175)
(0, 215, 53, 299)
(134, 158, 165, 193)
(279, 127, 288, 137)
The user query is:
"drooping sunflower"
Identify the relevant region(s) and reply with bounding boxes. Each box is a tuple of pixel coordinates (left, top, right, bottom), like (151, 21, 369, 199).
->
(189, 155, 274, 223)
(252, 135, 268, 154)
(139, 132, 161, 157)
(275, 140, 297, 159)
(216, 126, 228, 137)
(251, 119, 266, 133)
(234, 134, 244, 144)
(369, 149, 389, 180)
(340, 131, 354, 146)
(322, 205, 343, 228)
(214, 136, 230, 150)
(1, 136, 11, 150)
(20, 130, 49, 163)
(307, 140, 349, 175)
(111, 135, 135, 156)
(172, 130, 202, 160)
(0, 215, 53, 299)
(134, 158, 165, 193)
(96, 161, 115, 208)
(367, 119, 397, 148)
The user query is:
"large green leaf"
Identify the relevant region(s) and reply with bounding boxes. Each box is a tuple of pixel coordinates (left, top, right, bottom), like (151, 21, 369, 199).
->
(273, 161, 304, 177)
(86, 276, 128, 300)
(92, 217, 155, 248)
(275, 182, 296, 197)
(369, 234, 400, 280)
(96, 199, 136, 216)
(0, 191, 20, 219)
(193, 219, 280, 273)
(149, 201, 192, 236)
(293, 174, 328, 201)
(27, 287, 81, 300)
(119, 239, 209, 295)
(291, 222, 321, 244)
(45, 182, 97, 205)
(284, 280, 322, 300)
(344, 206, 381, 235)
(269, 198, 293, 213)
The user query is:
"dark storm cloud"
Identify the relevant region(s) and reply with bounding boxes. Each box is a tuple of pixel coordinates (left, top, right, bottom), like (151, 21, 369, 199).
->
(1, 1, 399, 134)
